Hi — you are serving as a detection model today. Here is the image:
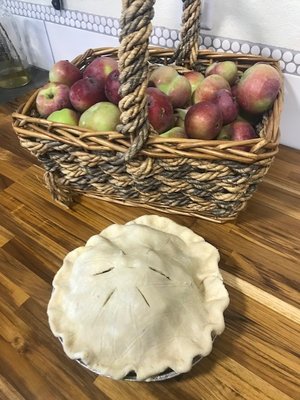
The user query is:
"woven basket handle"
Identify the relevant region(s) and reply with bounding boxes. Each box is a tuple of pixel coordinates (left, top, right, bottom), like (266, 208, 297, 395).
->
(118, 0, 201, 161)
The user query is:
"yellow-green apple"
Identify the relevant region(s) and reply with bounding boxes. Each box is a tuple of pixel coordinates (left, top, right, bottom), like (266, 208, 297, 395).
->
(83, 56, 118, 84)
(47, 108, 79, 126)
(236, 63, 281, 114)
(149, 66, 191, 108)
(147, 87, 174, 133)
(79, 102, 120, 131)
(36, 82, 71, 117)
(215, 89, 238, 124)
(185, 101, 223, 139)
(160, 127, 187, 138)
(183, 71, 205, 93)
(174, 108, 189, 129)
(105, 70, 121, 105)
(69, 77, 105, 112)
(49, 60, 82, 87)
(216, 124, 232, 140)
(206, 61, 238, 85)
(193, 74, 230, 104)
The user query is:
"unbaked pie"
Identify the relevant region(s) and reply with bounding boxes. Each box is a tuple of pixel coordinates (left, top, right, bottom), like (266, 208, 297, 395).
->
(47, 215, 229, 381)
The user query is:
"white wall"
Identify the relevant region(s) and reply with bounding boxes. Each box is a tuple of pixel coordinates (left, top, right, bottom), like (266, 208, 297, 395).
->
(211, 0, 300, 51)
(20, 0, 300, 51)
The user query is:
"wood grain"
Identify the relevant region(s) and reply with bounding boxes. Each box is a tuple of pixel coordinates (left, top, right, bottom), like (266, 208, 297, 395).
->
(0, 98, 299, 399)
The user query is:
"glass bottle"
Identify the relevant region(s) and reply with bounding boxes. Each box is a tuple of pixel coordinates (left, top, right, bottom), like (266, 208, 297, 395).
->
(0, 0, 31, 88)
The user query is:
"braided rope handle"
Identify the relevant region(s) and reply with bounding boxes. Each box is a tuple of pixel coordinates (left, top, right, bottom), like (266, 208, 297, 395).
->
(118, 0, 201, 161)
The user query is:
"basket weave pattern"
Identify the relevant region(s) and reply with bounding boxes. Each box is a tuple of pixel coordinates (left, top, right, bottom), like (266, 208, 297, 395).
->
(12, 1, 283, 222)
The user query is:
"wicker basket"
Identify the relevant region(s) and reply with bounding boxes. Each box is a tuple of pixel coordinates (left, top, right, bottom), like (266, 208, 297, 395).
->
(12, 0, 283, 223)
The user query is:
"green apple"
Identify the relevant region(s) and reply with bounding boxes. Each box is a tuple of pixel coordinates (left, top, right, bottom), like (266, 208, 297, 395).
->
(149, 66, 192, 108)
(47, 108, 79, 126)
(174, 108, 189, 129)
(79, 102, 120, 131)
(160, 127, 187, 138)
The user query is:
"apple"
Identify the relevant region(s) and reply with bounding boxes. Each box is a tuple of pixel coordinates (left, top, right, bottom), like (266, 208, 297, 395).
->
(147, 87, 174, 133)
(160, 127, 187, 138)
(183, 71, 205, 93)
(205, 61, 238, 85)
(193, 74, 230, 104)
(216, 121, 258, 150)
(149, 66, 192, 108)
(83, 56, 118, 84)
(49, 60, 82, 87)
(174, 108, 189, 129)
(105, 70, 121, 105)
(185, 101, 223, 139)
(230, 120, 257, 150)
(69, 77, 106, 112)
(216, 124, 232, 140)
(36, 82, 71, 117)
(215, 89, 238, 125)
(236, 63, 282, 114)
(47, 108, 79, 126)
(231, 83, 238, 99)
(79, 102, 120, 131)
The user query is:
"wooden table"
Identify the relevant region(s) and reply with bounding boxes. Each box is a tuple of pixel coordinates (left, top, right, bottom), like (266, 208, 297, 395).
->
(0, 98, 299, 400)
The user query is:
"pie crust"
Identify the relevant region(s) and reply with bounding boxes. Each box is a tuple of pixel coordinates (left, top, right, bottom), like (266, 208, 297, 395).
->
(47, 215, 229, 381)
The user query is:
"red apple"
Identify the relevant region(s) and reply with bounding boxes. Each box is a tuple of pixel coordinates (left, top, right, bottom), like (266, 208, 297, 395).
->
(47, 108, 79, 126)
(205, 61, 238, 85)
(36, 82, 71, 117)
(149, 66, 192, 108)
(183, 71, 205, 93)
(185, 101, 223, 139)
(49, 60, 82, 87)
(105, 70, 121, 105)
(83, 56, 118, 84)
(231, 120, 258, 150)
(216, 121, 257, 150)
(79, 102, 120, 131)
(147, 87, 175, 133)
(215, 89, 238, 125)
(69, 77, 105, 112)
(193, 74, 230, 104)
(236, 63, 282, 114)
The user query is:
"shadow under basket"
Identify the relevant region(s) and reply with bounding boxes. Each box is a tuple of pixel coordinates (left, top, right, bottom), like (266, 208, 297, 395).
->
(11, 47, 283, 223)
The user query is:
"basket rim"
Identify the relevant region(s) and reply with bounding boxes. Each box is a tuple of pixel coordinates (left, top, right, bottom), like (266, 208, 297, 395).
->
(12, 46, 283, 165)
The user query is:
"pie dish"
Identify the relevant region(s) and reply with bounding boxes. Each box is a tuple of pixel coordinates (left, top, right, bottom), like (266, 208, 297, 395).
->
(47, 215, 229, 381)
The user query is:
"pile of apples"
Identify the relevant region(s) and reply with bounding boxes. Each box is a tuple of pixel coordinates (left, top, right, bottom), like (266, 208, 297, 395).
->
(36, 56, 282, 151)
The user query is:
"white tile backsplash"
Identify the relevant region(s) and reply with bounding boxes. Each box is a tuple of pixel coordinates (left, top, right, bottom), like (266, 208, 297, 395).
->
(280, 74, 300, 150)
(45, 22, 119, 62)
(12, 16, 54, 70)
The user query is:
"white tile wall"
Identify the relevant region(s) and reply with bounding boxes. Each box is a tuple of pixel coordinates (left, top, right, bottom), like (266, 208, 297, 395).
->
(45, 23, 119, 62)
(280, 74, 300, 149)
(12, 16, 54, 70)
